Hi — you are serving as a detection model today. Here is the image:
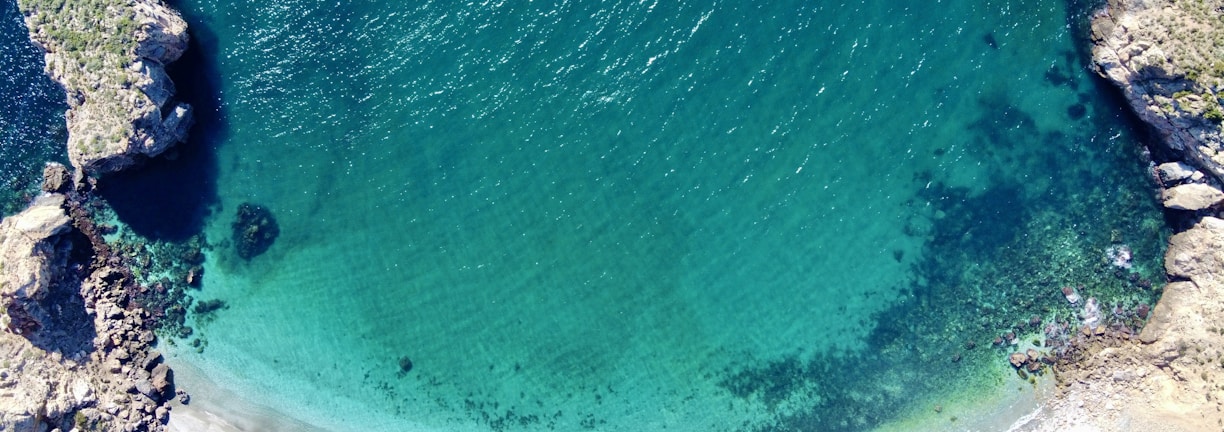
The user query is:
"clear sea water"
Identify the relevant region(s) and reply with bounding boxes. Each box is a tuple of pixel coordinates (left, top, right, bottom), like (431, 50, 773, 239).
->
(5, 0, 1171, 430)
(0, 0, 67, 215)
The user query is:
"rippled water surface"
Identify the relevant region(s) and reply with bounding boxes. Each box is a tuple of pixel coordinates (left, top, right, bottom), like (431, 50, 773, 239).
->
(138, 0, 1169, 430)
(0, 0, 67, 215)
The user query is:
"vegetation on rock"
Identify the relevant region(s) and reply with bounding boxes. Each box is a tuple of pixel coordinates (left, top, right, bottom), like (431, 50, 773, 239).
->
(17, 0, 141, 157)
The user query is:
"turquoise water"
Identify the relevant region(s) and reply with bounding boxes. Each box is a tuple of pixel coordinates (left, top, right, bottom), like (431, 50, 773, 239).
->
(130, 0, 1170, 430)
(0, 0, 67, 215)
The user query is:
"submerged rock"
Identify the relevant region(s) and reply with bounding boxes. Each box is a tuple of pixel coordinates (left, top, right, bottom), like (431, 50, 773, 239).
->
(1008, 352, 1028, 368)
(232, 202, 280, 260)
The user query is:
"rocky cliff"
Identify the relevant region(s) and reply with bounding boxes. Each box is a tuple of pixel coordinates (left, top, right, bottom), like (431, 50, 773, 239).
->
(0, 0, 196, 430)
(17, 0, 193, 175)
(0, 176, 179, 431)
(1090, 0, 1224, 183)
(1034, 217, 1224, 431)
(0, 192, 73, 336)
(1028, 1, 1224, 429)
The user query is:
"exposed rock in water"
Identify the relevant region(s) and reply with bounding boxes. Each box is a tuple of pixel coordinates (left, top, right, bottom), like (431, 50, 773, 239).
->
(1161, 182, 1224, 210)
(1008, 352, 1027, 368)
(0, 0, 195, 430)
(0, 191, 180, 431)
(40, 162, 71, 194)
(232, 202, 280, 260)
(1029, 0, 1224, 429)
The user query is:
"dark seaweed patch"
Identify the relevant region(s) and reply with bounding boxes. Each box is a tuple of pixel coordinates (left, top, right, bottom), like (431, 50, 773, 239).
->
(983, 33, 998, 49)
(1068, 103, 1088, 120)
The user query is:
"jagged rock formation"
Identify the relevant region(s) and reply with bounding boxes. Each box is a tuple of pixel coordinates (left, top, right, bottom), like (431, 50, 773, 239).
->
(17, 0, 193, 175)
(0, 193, 73, 336)
(0, 191, 179, 431)
(1034, 217, 1224, 431)
(0, 1, 196, 430)
(1030, 1, 1224, 429)
(1090, 0, 1224, 184)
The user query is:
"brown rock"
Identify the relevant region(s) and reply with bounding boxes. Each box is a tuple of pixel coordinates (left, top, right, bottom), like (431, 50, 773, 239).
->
(40, 162, 71, 193)
(151, 363, 172, 395)
(1026, 360, 1042, 373)
(1009, 352, 1028, 368)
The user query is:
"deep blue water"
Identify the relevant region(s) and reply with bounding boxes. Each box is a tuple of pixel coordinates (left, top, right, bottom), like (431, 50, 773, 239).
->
(0, 0, 67, 215)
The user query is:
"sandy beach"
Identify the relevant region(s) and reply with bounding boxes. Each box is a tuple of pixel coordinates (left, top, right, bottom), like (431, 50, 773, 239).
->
(165, 359, 324, 432)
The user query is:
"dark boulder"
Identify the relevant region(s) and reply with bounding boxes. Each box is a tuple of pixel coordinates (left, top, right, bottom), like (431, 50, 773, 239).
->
(41, 162, 72, 193)
(232, 202, 279, 260)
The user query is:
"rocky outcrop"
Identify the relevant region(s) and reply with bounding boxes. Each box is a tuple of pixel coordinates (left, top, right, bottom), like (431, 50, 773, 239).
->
(0, 2, 194, 429)
(17, 0, 193, 175)
(1090, 0, 1224, 184)
(1029, 3, 1224, 429)
(1034, 217, 1224, 431)
(0, 190, 178, 432)
(0, 193, 73, 336)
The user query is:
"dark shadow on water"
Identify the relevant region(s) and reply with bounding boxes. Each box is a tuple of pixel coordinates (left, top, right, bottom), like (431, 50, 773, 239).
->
(96, 13, 226, 242)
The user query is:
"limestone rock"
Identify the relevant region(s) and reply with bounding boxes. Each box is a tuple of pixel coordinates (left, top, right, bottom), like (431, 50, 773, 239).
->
(1090, 0, 1224, 184)
(0, 194, 73, 335)
(1155, 161, 1197, 184)
(1139, 282, 1193, 344)
(1165, 216, 1224, 287)
(1161, 183, 1224, 210)
(22, 0, 194, 175)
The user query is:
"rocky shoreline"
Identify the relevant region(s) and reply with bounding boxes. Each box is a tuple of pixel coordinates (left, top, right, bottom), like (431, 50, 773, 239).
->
(0, 0, 1220, 430)
(1030, 0, 1224, 429)
(0, 0, 192, 431)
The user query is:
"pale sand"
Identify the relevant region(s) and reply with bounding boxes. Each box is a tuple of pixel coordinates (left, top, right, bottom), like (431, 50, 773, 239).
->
(165, 353, 1058, 432)
(165, 359, 325, 432)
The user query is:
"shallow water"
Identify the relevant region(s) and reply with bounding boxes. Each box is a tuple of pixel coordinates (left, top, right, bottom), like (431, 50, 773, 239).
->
(118, 0, 1168, 430)
(0, 0, 68, 215)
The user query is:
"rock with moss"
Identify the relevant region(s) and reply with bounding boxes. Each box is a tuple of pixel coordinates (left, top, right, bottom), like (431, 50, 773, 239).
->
(1090, 0, 1224, 181)
(17, 0, 193, 175)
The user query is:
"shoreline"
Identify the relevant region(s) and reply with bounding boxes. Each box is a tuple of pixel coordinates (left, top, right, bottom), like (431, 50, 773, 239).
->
(1024, 0, 1224, 429)
(162, 357, 322, 432)
(0, 0, 1220, 431)
(0, 0, 195, 430)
